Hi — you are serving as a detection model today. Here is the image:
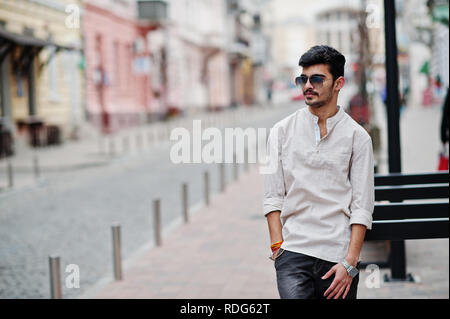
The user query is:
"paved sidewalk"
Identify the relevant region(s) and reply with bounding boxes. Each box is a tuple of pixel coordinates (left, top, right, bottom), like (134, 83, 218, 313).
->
(358, 238, 449, 299)
(89, 165, 448, 299)
(93, 166, 279, 299)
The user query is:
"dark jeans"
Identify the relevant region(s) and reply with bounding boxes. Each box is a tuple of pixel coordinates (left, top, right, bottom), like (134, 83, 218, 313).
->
(274, 249, 359, 299)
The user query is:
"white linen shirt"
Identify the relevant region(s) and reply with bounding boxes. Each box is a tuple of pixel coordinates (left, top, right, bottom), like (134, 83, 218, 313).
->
(263, 105, 374, 263)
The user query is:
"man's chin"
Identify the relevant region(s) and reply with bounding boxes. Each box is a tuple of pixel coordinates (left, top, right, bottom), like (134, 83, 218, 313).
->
(305, 100, 325, 108)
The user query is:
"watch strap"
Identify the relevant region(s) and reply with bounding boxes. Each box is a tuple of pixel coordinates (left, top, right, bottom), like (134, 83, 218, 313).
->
(341, 259, 359, 277)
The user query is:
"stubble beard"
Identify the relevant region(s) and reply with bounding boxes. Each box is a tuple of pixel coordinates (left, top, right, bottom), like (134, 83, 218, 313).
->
(305, 86, 334, 109)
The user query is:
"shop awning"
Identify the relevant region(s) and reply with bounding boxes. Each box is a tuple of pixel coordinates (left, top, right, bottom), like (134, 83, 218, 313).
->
(0, 29, 77, 65)
(0, 29, 75, 50)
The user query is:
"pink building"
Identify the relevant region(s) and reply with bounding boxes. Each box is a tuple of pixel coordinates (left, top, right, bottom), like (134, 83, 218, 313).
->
(144, 0, 231, 115)
(83, 0, 153, 133)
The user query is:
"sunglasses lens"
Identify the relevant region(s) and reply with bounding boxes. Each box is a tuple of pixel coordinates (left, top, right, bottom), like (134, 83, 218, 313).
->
(310, 76, 324, 87)
(295, 76, 307, 87)
(296, 76, 324, 87)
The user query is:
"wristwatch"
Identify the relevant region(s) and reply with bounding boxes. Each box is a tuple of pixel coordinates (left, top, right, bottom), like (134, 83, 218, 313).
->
(341, 259, 359, 278)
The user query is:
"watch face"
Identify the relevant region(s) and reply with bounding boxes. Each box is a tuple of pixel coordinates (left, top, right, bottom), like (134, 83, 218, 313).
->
(349, 267, 359, 278)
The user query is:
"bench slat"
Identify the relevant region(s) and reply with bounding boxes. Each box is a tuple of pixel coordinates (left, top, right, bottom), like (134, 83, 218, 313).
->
(375, 172, 448, 186)
(365, 218, 449, 241)
(375, 183, 449, 201)
(373, 202, 449, 220)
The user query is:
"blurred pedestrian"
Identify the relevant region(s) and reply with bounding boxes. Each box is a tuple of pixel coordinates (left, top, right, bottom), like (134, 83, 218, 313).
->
(400, 84, 410, 115)
(438, 87, 449, 171)
(266, 79, 274, 104)
(263, 45, 374, 299)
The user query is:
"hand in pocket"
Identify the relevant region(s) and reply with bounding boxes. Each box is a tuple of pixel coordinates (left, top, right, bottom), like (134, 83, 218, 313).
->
(269, 248, 285, 261)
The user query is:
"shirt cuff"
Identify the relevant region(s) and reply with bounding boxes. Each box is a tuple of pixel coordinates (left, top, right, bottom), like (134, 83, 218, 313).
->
(263, 198, 284, 216)
(349, 208, 373, 230)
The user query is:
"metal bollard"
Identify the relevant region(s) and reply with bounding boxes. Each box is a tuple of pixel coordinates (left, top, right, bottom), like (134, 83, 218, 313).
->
(147, 129, 153, 146)
(122, 135, 129, 153)
(136, 132, 143, 151)
(204, 171, 210, 206)
(7, 160, 13, 188)
(98, 135, 104, 154)
(233, 153, 238, 181)
(219, 162, 225, 192)
(111, 224, 123, 281)
(153, 199, 162, 246)
(49, 255, 62, 299)
(182, 183, 188, 223)
(156, 125, 161, 143)
(244, 148, 248, 172)
(166, 123, 170, 141)
(160, 125, 165, 142)
(108, 137, 116, 157)
(33, 155, 40, 179)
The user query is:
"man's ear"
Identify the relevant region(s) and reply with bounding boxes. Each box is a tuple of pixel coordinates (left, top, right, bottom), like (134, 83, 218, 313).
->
(334, 76, 345, 91)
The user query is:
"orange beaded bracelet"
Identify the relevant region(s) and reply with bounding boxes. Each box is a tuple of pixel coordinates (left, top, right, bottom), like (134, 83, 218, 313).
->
(270, 241, 283, 252)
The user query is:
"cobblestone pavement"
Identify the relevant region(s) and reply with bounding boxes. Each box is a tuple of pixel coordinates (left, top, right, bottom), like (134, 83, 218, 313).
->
(0, 103, 298, 299)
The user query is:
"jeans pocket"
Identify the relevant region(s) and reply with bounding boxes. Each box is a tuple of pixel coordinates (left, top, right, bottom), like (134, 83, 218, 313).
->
(271, 248, 286, 263)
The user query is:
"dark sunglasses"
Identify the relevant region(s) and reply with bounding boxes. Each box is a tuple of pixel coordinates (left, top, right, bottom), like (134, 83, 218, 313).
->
(295, 75, 331, 88)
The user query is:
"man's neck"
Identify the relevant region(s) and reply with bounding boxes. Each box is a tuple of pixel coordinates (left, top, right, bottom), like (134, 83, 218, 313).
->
(308, 103, 339, 125)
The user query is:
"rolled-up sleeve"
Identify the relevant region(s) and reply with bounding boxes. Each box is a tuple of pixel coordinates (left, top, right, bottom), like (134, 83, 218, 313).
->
(349, 137, 375, 229)
(263, 125, 286, 216)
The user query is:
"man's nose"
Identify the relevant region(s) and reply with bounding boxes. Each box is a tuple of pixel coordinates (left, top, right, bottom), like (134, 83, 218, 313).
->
(303, 78, 314, 90)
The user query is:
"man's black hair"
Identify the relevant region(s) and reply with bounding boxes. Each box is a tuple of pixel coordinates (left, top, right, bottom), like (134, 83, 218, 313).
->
(298, 45, 346, 81)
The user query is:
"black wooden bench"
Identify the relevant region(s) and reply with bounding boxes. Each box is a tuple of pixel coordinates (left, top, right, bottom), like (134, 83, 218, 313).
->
(363, 171, 449, 281)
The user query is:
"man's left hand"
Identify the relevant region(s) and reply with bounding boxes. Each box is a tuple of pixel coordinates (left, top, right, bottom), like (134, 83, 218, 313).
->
(322, 263, 353, 299)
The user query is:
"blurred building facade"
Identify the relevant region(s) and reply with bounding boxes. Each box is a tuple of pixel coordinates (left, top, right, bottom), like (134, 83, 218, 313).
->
(137, 0, 228, 117)
(260, 0, 386, 106)
(83, 0, 153, 133)
(1, 0, 273, 146)
(226, 0, 263, 107)
(317, 1, 385, 126)
(139, 0, 270, 116)
(0, 0, 83, 147)
(160, 0, 230, 114)
(426, 0, 448, 103)
(396, 0, 448, 108)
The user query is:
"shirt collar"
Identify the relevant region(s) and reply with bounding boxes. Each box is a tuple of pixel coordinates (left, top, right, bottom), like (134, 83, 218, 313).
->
(305, 105, 344, 126)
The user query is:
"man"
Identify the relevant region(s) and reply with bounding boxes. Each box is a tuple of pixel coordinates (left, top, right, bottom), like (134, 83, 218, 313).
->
(263, 45, 374, 299)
